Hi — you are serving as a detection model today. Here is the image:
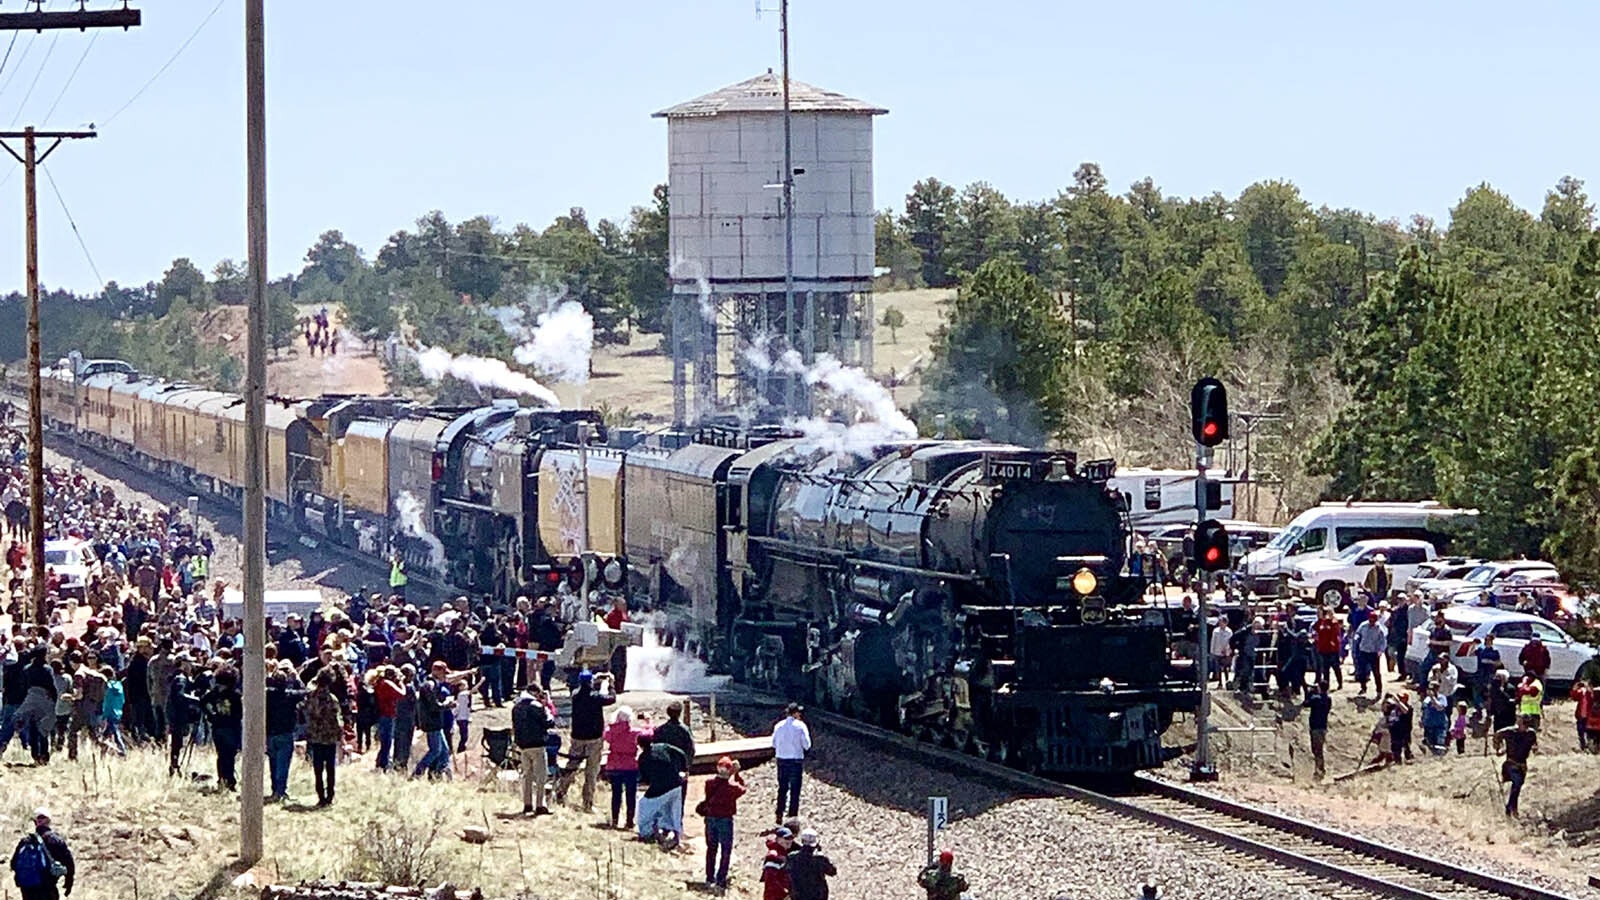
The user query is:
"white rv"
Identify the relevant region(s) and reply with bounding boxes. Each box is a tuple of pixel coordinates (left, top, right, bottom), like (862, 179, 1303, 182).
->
(1110, 469, 1236, 529)
(1239, 502, 1477, 596)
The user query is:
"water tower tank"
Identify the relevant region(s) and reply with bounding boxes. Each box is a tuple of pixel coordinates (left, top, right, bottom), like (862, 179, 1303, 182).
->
(654, 72, 886, 294)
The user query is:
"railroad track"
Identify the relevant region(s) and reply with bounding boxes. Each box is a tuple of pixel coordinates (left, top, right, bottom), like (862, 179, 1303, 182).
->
(794, 703, 1576, 900)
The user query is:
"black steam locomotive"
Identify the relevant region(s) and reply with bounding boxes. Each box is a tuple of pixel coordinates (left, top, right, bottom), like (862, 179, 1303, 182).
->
(40, 357, 1195, 774)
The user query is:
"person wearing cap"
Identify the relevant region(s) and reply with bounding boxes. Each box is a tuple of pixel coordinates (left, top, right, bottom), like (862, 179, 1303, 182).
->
(1351, 609, 1387, 696)
(699, 756, 746, 891)
(771, 703, 812, 824)
(917, 848, 967, 900)
(9, 808, 72, 900)
(560, 669, 614, 813)
(1362, 552, 1391, 605)
(787, 828, 836, 900)
(760, 827, 794, 900)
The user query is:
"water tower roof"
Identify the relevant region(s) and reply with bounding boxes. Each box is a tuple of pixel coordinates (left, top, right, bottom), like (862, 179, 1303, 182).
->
(654, 71, 886, 118)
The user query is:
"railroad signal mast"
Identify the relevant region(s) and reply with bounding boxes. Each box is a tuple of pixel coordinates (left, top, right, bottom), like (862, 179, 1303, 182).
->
(1189, 376, 1229, 782)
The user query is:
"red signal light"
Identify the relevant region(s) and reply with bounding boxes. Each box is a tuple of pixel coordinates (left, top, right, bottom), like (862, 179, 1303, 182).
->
(1204, 547, 1220, 563)
(1202, 422, 1218, 438)
(545, 570, 562, 584)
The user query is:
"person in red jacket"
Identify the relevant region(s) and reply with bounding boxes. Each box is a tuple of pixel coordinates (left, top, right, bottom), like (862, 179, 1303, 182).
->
(700, 756, 746, 891)
(761, 826, 794, 900)
(1312, 607, 1344, 690)
(373, 666, 406, 770)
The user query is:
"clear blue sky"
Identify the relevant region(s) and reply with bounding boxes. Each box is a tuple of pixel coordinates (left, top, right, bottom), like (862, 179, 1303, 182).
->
(0, 0, 1591, 293)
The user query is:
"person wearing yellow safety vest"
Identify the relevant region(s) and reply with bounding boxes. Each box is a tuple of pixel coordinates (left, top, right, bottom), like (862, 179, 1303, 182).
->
(1515, 674, 1543, 731)
(389, 554, 407, 600)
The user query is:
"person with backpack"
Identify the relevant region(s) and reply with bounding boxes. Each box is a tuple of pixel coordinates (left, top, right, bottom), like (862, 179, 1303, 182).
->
(10, 808, 72, 900)
(200, 668, 243, 791)
(512, 684, 553, 816)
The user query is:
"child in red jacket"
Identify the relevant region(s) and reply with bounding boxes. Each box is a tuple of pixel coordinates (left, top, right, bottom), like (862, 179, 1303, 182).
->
(700, 756, 746, 891)
(760, 826, 795, 900)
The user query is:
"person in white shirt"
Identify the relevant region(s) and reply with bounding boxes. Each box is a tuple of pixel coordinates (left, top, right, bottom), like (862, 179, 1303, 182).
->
(1209, 618, 1233, 687)
(770, 702, 812, 824)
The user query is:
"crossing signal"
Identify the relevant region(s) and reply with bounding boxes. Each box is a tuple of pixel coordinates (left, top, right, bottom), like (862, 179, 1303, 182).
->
(1190, 377, 1229, 447)
(1196, 519, 1229, 572)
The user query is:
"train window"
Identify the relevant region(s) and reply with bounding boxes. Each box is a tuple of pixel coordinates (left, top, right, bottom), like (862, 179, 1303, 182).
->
(723, 484, 743, 528)
(1143, 478, 1161, 511)
(214, 422, 225, 453)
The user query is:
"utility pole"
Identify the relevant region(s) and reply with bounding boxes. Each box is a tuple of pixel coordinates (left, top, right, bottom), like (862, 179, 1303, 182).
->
(0, 129, 95, 621)
(0, 0, 140, 626)
(240, 0, 267, 865)
(779, 0, 798, 415)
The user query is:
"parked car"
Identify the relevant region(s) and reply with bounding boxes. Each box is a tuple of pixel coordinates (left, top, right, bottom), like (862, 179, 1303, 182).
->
(42, 538, 95, 601)
(1402, 557, 1484, 596)
(1405, 607, 1596, 688)
(1288, 538, 1436, 608)
(1424, 560, 1561, 605)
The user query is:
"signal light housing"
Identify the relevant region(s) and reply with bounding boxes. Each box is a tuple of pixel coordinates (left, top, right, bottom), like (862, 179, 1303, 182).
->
(1196, 519, 1230, 572)
(1190, 377, 1229, 448)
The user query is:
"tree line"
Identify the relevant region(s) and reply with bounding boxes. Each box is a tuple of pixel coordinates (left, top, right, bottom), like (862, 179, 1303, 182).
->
(896, 165, 1599, 574)
(0, 187, 672, 392)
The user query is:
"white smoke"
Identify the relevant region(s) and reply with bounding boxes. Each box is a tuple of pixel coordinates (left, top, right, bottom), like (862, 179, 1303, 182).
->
(625, 627, 729, 694)
(511, 301, 593, 384)
(394, 490, 446, 575)
(744, 337, 918, 454)
(668, 257, 716, 320)
(410, 344, 560, 407)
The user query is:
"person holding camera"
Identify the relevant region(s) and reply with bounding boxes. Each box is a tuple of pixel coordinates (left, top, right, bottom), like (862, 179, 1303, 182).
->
(562, 669, 615, 813)
(698, 755, 745, 892)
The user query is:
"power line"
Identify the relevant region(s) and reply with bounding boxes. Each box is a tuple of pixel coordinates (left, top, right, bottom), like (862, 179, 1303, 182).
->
(11, 29, 58, 125)
(0, 32, 20, 85)
(101, 0, 225, 127)
(41, 30, 96, 124)
(39, 162, 105, 293)
(0, 28, 37, 98)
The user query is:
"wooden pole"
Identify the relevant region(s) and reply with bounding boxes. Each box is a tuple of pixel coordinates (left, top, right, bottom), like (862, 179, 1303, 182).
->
(23, 128, 42, 623)
(240, 0, 267, 864)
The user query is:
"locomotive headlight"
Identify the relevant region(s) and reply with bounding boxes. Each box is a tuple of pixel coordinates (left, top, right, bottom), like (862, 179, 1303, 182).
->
(1071, 567, 1098, 596)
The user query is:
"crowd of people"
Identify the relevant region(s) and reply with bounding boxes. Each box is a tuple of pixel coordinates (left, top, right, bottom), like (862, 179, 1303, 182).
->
(0, 419, 850, 898)
(301, 307, 340, 357)
(1166, 554, 1598, 817)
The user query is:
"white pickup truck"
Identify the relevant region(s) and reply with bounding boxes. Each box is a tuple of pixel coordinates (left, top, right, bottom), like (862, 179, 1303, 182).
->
(1288, 539, 1437, 608)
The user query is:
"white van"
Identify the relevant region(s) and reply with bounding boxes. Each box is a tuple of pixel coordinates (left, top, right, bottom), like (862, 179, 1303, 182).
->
(1239, 502, 1477, 597)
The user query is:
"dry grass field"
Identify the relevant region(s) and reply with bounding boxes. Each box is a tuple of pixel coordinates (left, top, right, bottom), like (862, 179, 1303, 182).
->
(14, 738, 719, 900)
